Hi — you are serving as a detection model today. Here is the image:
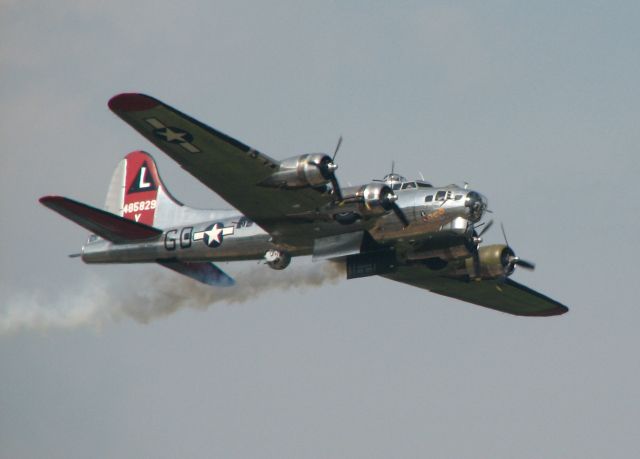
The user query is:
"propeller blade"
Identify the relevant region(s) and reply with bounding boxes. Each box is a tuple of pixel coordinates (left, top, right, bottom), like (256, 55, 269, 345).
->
(514, 258, 536, 270)
(391, 202, 410, 227)
(330, 176, 343, 201)
(500, 223, 536, 271)
(500, 222, 510, 247)
(472, 248, 481, 280)
(477, 219, 494, 237)
(332, 136, 343, 161)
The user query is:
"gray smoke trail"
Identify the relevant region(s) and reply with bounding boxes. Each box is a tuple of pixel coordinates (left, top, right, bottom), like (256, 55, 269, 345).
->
(0, 260, 344, 334)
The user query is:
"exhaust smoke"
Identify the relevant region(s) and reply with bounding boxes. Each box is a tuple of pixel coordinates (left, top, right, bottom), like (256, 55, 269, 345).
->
(0, 260, 344, 335)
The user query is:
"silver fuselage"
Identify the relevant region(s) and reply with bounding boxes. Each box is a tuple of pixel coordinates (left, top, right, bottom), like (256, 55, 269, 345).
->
(82, 184, 486, 265)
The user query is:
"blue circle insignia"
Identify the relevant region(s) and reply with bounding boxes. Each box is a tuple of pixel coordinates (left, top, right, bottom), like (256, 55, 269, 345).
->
(203, 223, 225, 248)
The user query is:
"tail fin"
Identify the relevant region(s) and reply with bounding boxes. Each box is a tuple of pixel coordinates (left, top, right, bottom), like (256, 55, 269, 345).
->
(105, 150, 182, 227)
(105, 151, 233, 228)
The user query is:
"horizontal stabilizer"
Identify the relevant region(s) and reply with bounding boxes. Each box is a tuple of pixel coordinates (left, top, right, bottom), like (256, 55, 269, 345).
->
(158, 260, 235, 287)
(40, 196, 162, 243)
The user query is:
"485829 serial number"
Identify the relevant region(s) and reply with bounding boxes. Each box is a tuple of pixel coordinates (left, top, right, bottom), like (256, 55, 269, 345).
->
(123, 199, 157, 214)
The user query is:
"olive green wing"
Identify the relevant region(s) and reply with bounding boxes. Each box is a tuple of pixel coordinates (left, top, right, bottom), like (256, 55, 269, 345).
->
(108, 93, 332, 235)
(383, 267, 568, 316)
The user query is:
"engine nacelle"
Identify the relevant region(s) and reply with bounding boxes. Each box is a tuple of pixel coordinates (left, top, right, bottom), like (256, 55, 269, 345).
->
(355, 183, 397, 217)
(259, 153, 334, 189)
(264, 249, 291, 270)
(462, 244, 515, 279)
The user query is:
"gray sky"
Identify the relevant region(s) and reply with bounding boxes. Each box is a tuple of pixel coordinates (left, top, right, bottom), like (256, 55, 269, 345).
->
(1, 1, 639, 457)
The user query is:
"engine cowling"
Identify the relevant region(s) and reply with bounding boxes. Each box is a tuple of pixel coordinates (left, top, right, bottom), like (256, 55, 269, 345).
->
(355, 183, 397, 217)
(264, 249, 291, 270)
(463, 244, 515, 279)
(259, 153, 335, 189)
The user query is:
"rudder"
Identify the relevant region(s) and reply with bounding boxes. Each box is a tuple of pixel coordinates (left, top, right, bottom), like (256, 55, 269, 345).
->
(105, 150, 237, 228)
(105, 150, 181, 227)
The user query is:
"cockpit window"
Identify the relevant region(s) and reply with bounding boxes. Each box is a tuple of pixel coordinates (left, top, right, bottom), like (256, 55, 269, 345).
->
(392, 183, 401, 190)
(425, 195, 433, 202)
(401, 182, 417, 190)
(435, 190, 447, 201)
(454, 194, 463, 200)
(417, 182, 433, 188)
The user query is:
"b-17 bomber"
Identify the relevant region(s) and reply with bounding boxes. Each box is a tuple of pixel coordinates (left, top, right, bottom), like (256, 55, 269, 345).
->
(41, 93, 568, 317)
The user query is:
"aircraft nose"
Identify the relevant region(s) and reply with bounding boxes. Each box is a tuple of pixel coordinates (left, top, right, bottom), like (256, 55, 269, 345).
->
(465, 191, 487, 222)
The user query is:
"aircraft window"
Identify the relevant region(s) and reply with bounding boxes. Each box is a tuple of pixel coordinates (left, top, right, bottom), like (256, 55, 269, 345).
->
(454, 194, 463, 200)
(435, 190, 446, 201)
(425, 195, 433, 202)
(88, 235, 98, 242)
(401, 182, 417, 190)
(417, 182, 433, 188)
(392, 183, 401, 190)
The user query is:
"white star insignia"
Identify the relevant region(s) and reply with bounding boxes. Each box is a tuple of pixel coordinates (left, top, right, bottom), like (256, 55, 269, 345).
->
(204, 225, 224, 245)
(158, 127, 187, 143)
(192, 223, 234, 247)
(145, 119, 201, 153)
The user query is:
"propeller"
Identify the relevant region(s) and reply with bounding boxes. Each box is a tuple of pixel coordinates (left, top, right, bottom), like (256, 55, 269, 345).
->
(332, 135, 343, 161)
(471, 248, 482, 280)
(391, 200, 410, 227)
(467, 221, 535, 280)
(477, 219, 494, 238)
(468, 223, 483, 279)
(500, 222, 509, 246)
(512, 257, 535, 270)
(310, 136, 343, 201)
(327, 136, 343, 201)
(469, 219, 494, 279)
(500, 223, 536, 271)
(380, 188, 410, 228)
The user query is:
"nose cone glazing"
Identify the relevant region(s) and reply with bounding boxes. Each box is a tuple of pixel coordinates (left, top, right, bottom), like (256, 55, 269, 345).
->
(465, 191, 487, 222)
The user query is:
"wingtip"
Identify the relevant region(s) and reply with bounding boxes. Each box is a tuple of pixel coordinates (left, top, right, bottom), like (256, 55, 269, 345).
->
(108, 93, 159, 112)
(521, 304, 569, 317)
(39, 195, 63, 206)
